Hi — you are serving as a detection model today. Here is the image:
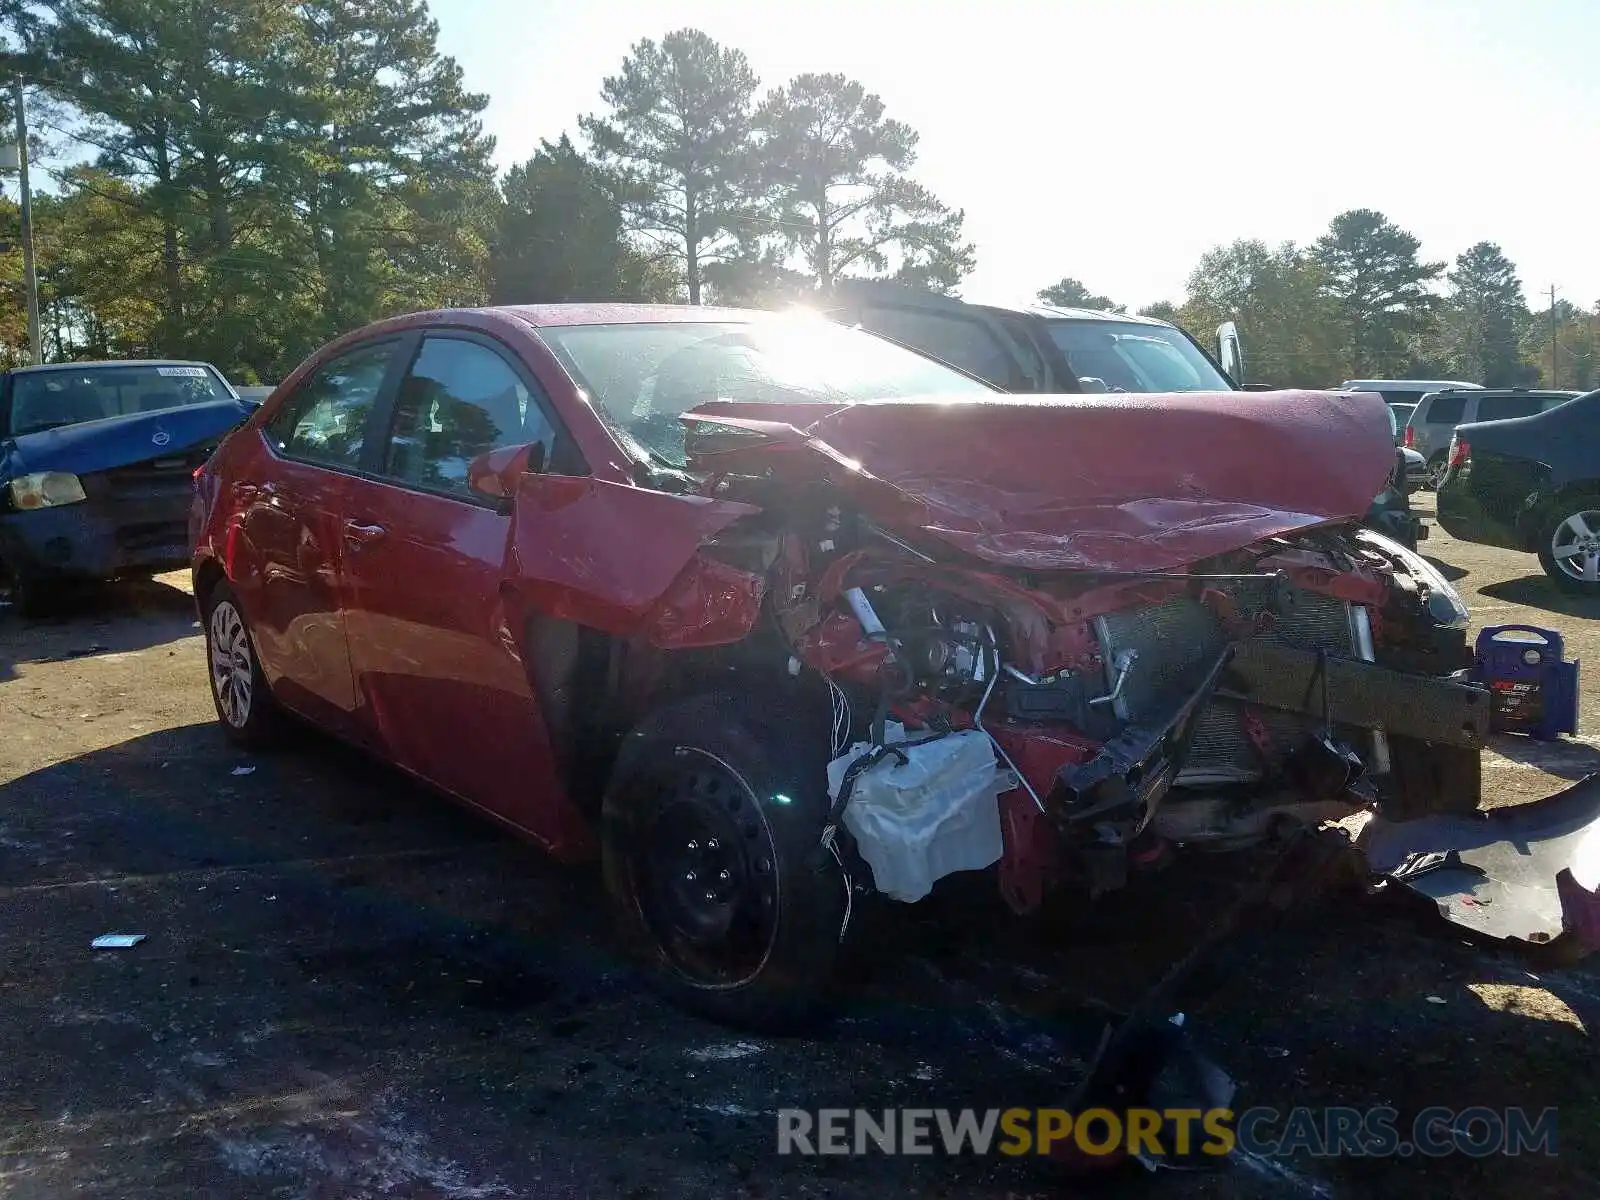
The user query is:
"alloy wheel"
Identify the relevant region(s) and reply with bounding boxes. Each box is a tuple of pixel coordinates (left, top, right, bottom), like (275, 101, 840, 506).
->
(1550, 509, 1600, 584)
(209, 599, 254, 728)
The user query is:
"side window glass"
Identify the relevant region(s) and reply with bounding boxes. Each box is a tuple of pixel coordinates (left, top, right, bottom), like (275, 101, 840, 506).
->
(266, 341, 394, 468)
(857, 307, 1017, 388)
(383, 337, 558, 497)
(1424, 395, 1467, 425)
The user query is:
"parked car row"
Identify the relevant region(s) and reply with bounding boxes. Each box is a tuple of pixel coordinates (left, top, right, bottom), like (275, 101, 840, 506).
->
(1402, 386, 1581, 486)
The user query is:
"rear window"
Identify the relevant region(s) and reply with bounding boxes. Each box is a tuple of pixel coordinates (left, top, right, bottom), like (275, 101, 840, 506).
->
(1420, 394, 1468, 425)
(1373, 390, 1423, 407)
(1476, 394, 1545, 421)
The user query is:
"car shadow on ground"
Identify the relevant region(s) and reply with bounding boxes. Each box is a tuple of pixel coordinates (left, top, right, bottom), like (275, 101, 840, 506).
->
(0, 576, 198, 681)
(1478, 575, 1600, 621)
(1, 722, 1598, 1197)
(1422, 554, 1469, 582)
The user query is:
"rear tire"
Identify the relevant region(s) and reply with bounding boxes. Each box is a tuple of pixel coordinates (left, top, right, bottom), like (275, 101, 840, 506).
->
(1536, 496, 1600, 595)
(601, 691, 846, 1033)
(1425, 452, 1448, 490)
(202, 579, 280, 747)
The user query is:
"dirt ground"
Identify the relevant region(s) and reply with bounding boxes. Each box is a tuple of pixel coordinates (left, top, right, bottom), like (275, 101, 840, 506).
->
(0, 495, 1596, 1199)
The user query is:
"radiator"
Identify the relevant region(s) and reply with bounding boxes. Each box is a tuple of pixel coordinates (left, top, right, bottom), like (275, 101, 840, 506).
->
(1093, 586, 1360, 786)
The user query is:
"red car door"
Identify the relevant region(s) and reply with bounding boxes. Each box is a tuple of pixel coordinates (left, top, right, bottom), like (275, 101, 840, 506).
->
(235, 337, 406, 744)
(338, 331, 589, 853)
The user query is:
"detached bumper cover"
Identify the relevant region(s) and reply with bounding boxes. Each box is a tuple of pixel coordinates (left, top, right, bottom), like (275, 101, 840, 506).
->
(1358, 774, 1600, 953)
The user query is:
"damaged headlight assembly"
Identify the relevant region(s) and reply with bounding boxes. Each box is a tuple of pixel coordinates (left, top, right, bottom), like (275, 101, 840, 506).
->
(8, 471, 87, 510)
(1359, 529, 1470, 629)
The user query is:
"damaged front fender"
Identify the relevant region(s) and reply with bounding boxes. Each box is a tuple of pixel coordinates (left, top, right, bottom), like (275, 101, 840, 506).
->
(1358, 774, 1600, 958)
(507, 474, 765, 646)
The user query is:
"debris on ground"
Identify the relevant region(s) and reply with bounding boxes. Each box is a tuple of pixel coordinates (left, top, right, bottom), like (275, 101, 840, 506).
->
(90, 933, 147, 949)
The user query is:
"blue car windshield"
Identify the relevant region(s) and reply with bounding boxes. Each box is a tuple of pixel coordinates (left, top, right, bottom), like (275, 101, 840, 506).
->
(6, 364, 236, 436)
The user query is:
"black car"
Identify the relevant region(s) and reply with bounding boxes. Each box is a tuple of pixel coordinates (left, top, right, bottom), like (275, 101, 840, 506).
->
(819, 282, 1425, 549)
(0, 360, 255, 614)
(1436, 389, 1600, 593)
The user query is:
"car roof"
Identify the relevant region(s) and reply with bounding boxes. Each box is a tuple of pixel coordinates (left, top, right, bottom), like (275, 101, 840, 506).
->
(1340, 379, 1484, 391)
(1426, 387, 1580, 399)
(820, 281, 1182, 330)
(1021, 304, 1175, 328)
(498, 303, 771, 328)
(8, 358, 221, 375)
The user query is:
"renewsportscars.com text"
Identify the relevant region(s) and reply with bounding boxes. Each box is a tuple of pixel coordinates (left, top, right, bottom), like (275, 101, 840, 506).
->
(776, 1106, 1558, 1159)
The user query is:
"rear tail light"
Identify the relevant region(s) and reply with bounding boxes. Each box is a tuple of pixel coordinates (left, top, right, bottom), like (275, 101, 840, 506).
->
(1403, 425, 1415, 448)
(1449, 436, 1470, 468)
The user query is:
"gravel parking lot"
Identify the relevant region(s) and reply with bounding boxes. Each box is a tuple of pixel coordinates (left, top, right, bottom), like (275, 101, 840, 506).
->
(1, 495, 1596, 1199)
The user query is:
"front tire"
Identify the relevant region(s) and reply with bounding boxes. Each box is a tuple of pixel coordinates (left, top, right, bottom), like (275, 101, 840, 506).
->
(202, 579, 280, 747)
(1537, 496, 1600, 595)
(601, 692, 846, 1032)
(6, 573, 66, 620)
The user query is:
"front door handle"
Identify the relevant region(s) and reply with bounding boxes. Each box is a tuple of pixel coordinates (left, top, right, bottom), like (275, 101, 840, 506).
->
(344, 521, 387, 548)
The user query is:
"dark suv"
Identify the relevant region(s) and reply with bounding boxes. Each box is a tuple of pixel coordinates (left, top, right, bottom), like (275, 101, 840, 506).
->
(819, 283, 1423, 548)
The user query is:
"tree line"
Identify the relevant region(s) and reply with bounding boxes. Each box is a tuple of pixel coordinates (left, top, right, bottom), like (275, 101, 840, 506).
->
(2, 3, 1592, 391)
(1038, 211, 1595, 391)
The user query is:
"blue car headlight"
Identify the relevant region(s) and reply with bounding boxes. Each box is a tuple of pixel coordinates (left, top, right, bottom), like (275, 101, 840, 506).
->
(9, 472, 87, 510)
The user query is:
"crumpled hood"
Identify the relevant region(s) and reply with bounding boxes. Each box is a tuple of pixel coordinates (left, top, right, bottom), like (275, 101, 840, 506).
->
(685, 389, 1396, 572)
(1, 400, 251, 481)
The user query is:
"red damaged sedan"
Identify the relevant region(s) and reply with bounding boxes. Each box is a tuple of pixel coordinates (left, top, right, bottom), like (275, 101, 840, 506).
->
(190, 304, 1600, 1031)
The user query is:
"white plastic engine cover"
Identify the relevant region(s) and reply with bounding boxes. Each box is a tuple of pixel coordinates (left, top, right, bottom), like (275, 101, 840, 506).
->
(827, 725, 1008, 903)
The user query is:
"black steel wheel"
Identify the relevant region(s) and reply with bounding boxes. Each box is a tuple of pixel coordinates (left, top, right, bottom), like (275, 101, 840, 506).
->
(602, 692, 845, 1032)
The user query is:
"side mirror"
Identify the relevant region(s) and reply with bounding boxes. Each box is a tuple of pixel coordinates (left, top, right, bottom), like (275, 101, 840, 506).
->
(1216, 321, 1244, 387)
(467, 442, 545, 506)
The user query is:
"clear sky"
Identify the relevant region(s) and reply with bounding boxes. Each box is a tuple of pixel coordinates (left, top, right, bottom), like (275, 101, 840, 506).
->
(432, 0, 1598, 311)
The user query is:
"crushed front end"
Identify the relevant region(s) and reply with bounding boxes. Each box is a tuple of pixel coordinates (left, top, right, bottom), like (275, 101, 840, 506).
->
(660, 390, 1600, 962)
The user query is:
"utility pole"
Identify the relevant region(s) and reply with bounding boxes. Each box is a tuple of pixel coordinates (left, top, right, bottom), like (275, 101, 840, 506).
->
(11, 77, 40, 365)
(1548, 285, 1559, 390)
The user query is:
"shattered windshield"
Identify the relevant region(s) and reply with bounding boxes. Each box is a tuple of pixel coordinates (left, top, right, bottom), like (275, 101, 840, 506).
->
(1045, 319, 1231, 393)
(5, 364, 237, 436)
(536, 317, 993, 465)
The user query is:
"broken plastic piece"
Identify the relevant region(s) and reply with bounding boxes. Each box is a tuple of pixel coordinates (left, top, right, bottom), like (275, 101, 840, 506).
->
(91, 933, 146, 949)
(1358, 772, 1600, 957)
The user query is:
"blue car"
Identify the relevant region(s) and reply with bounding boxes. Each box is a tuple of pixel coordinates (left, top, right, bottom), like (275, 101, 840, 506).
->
(0, 360, 256, 615)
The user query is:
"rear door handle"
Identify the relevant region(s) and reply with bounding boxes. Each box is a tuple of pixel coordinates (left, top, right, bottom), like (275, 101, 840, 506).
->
(344, 521, 387, 548)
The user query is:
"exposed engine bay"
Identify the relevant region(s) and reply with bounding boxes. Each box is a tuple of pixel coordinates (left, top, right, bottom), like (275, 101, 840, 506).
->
(692, 478, 1488, 916)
